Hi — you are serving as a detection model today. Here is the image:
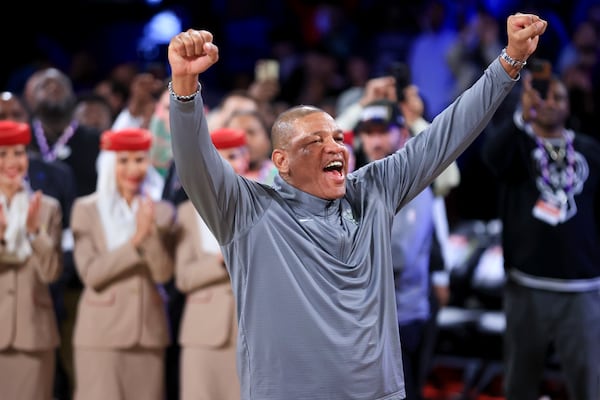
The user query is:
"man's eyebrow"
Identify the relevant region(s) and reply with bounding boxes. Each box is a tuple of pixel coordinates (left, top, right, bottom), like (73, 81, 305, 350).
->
(309, 129, 344, 137)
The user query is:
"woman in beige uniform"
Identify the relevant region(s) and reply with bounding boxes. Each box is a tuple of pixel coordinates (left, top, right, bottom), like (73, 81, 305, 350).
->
(71, 127, 176, 400)
(0, 120, 63, 400)
(175, 127, 246, 400)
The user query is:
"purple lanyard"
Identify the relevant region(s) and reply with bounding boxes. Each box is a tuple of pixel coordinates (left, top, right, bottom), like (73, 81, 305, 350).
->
(534, 130, 575, 194)
(33, 119, 78, 162)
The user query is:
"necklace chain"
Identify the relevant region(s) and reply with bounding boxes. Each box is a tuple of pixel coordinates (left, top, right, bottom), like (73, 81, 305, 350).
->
(541, 139, 566, 161)
(535, 130, 575, 194)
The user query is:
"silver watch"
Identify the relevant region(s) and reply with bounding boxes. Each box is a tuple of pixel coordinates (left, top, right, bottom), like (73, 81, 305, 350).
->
(500, 47, 527, 69)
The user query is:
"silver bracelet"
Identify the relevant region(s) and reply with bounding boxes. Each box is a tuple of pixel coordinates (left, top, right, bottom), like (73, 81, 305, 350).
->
(168, 81, 201, 102)
(500, 47, 527, 69)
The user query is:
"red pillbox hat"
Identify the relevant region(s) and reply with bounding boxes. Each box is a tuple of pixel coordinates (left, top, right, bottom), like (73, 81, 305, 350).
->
(343, 130, 354, 147)
(0, 120, 31, 146)
(211, 127, 247, 149)
(101, 128, 153, 151)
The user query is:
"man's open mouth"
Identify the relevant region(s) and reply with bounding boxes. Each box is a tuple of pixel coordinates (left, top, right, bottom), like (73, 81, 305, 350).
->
(324, 161, 343, 176)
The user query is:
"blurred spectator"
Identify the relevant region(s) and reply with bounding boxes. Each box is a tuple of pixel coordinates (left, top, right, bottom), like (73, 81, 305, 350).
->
(335, 54, 372, 116)
(70, 127, 176, 400)
(93, 78, 129, 123)
(557, 20, 600, 139)
(0, 120, 63, 400)
(556, 20, 598, 74)
(407, 0, 459, 120)
(481, 71, 600, 400)
(25, 67, 101, 197)
(248, 84, 279, 130)
(23, 68, 46, 113)
(73, 92, 114, 132)
(0, 91, 30, 123)
(278, 45, 345, 108)
(1, 92, 78, 400)
(111, 72, 164, 130)
(224, 109, 278, 184)
(335, 75, 397, 132)
(206, 89, 259, 133)
(174, 127, 247, 400)
(447, 9, 503, 99)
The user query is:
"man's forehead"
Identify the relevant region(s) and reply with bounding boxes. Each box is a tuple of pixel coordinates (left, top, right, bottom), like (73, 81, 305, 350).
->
(296, 113, 338, 132)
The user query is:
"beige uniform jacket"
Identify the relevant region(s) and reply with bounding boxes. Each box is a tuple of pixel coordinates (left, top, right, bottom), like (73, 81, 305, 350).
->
(71, 193, 175, 349)
(175, 200, 236, 348)
(0, 195, 63, 351)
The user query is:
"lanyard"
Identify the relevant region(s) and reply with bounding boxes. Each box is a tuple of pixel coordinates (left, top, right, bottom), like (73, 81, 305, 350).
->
(32, 119, 78, 162)
(534, 130, 575, 194)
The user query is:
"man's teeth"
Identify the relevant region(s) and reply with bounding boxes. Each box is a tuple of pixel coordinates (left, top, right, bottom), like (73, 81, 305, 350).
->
(326, 161, 342, 168)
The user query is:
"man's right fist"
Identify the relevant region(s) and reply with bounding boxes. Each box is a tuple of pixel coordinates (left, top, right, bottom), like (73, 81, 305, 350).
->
(168, 29, 219, 95)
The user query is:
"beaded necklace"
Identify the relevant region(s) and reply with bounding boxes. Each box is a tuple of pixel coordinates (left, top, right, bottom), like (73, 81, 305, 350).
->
(534, 130, 575, 197)
(32, 119, 78, 162)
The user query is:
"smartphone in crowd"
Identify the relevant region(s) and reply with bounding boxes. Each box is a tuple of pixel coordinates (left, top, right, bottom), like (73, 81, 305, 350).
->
(388, 62, 411, 102)
(255, 59, 280, 82)
(530, 58, 552, 98)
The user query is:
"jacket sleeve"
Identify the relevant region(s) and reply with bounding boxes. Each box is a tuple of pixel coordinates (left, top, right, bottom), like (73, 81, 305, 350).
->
(139, 200, 176, 284)
(31, 197, 63, 283)
(358, 58, 518, 214)
(169, 94, 269, 248)
(174, 203, 230, 293)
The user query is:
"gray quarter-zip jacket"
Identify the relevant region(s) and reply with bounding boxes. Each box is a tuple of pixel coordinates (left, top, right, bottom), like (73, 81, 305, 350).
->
(170, 58, 516, 400)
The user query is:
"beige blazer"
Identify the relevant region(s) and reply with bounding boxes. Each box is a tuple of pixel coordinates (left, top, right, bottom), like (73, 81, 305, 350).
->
(71, 193, 175, 349)
(0, 195, 63, 351)
(175, 200, 236, 347)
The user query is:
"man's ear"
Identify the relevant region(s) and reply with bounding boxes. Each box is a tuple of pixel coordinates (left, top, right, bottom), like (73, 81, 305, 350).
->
(272, 149, 288, 174)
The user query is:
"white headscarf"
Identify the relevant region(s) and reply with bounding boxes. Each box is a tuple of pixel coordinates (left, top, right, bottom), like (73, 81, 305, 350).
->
(0, 185, 33, 263)
(95, 150, 165, 250)
(196, 211, 221, 255)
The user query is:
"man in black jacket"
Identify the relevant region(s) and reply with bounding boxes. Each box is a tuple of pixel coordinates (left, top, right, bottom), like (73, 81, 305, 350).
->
(481, 70, 600, 400)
